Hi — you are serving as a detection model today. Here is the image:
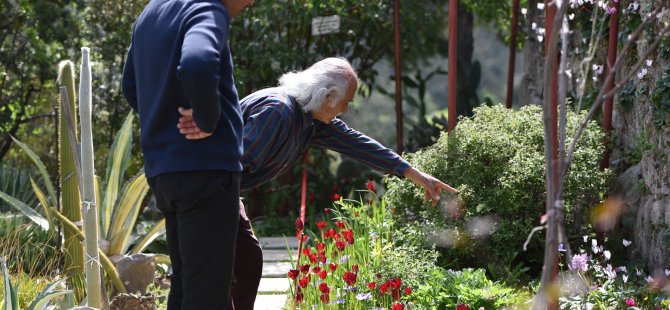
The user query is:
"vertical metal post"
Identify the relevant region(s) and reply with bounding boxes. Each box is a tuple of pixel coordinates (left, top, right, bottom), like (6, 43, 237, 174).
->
(601, 0, 620, 170)
(393, 0, 404, 154)
(544, 1, 559, 309)
(447, 0, 458, 132)
(506, 0, 520, 109)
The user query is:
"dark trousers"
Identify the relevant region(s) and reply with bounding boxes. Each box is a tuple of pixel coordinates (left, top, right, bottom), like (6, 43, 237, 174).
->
(149, 170, 240, 310)
(228, 201, 264, 310)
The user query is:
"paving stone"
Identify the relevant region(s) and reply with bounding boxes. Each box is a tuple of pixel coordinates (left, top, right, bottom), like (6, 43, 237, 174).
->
(263, 249, 295, 262)
(262, 261, 293, 278)
(254, 294, 288, 310)
(259, 237, 299, 250)
(258, 278, 291, 293)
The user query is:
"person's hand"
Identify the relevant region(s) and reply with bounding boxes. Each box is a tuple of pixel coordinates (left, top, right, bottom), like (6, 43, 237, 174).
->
(403, 167, 458, 207)
(177, 107, 213, 140)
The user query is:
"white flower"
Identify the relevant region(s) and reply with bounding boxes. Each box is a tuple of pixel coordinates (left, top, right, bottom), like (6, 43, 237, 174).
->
(645, 276, 654, 283)
(623, 239, 632, 247)
(618, 266, 628, 273)
(521, 8, 528, 16)
(532, 22, 537, 30)
(537, 3, 545, 10)
(665, 269, 670, 277)
(638, 68, 648, 80)
(605, 264, 617, 279)
(646, 59, 653, 67)
(583, 236, 589, 243)
(592, 64, 604, 76)
(603, 250, 611, 260)
(636, 268, 642, 276)
(537, 35, 544, 43)
(622, 275, 628, 283)
(569, 13, 575, 20)
(565, 69, 572, 78)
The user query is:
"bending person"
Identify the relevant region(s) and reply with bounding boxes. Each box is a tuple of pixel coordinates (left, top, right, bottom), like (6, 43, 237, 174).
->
(177, 57, 457, 309)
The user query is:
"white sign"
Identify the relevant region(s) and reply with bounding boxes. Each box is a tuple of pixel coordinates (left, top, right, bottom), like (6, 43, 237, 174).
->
(312, 15, 341, 36)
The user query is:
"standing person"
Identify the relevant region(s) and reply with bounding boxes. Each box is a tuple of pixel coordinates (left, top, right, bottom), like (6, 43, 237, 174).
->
(177, 57, 459, 309)
(122, 0, 254, 309)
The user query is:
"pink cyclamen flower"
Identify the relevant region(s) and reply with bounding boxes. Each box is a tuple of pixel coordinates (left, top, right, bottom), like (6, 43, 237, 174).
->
(625, 297, 635, 306)
(606, 6, 617, 15)
(570, 253, 589, 272)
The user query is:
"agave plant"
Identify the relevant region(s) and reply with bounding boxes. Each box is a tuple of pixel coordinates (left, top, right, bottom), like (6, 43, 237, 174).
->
(0, 112, 166, 293)
(1, 256, 74, 310)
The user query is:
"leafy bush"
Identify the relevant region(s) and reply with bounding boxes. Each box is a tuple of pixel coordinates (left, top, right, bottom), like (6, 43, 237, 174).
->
(412, 268, 530, 309)
(385, 105, 612, 278)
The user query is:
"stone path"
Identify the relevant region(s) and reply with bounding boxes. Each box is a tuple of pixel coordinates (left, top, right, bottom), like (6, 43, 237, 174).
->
(253, 237, 297, 310)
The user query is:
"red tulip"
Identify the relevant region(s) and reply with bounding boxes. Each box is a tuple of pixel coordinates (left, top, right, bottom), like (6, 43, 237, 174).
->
(391, 288, 400, 301)
(324, 208, 331, 214)
(294, 291, 304, 303)
(301, 234, 308, 242)
(392, 303, 404, 310)
(299, 277, 309, 288)
(343, 271, 357, 286)
(309, 253, 317, 263)
(366, 179, 376, 193)
(287, 269, 299, 280)
(300, 264, 310, 274)
(311, 266, 321, 274)
(335, 220, 346, 229)
(317, 243, 326, 251)
(329, 263, 338, 272)
(316, 220, 327, 230)
(405, 287, 412, 295)
(295, 218, 303, 231)
(367, 282, 376, 290)
(320, 293, 330, 304)
(318, 270, 327, 280)
(319, 282, 330, 294)
(457, 304, 469, 310)
(302, 248, 311, 256)
(352, 264, 359, 273)
(380, 282, 389, 294)
(335, 240, 346, 251)
(330, 193, 341, 201)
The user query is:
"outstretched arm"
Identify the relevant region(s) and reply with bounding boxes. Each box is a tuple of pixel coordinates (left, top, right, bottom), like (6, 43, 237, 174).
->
(402, 167, 458, 207)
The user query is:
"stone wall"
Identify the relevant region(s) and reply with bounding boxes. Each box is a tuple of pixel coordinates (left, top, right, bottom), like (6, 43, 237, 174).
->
(609, 0, 669, 270)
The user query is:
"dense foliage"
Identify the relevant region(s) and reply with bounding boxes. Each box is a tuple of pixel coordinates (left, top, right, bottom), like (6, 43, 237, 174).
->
(384, 105, 612, 278)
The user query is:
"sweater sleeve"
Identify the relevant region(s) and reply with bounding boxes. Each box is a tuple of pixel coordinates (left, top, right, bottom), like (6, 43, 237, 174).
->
(121, 44, 138, 112)
(311, 119, 411, 176)
(177, 5, 230, 133)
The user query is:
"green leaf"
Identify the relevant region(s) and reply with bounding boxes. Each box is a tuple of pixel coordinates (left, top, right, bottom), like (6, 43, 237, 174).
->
(29, 178, 54, 233)
(10, 136, 57, 205)
(129, 219, 166, 255)
(100, 112, 134, 239)
(107, 172, 149, 255)
(25, 278, 72, 310)
(0, 190, 49, 231)
(1, 257, 18, 310)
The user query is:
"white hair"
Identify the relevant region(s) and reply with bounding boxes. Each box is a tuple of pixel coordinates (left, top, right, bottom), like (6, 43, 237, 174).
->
(278, 57, 357, 112)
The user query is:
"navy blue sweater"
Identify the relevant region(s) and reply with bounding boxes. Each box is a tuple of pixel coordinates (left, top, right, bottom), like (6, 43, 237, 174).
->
(122, 0, 243, 178)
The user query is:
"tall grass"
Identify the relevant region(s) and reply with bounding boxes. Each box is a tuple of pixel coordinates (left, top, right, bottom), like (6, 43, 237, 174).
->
(0, 215, 63, 277)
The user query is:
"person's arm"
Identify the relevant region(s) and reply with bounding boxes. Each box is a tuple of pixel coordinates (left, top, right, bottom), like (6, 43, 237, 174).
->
(312, 119, 457, 206)
(177, 5, 230, 133)
(121, 44, 138, 112)
(402, 166, 458, 206)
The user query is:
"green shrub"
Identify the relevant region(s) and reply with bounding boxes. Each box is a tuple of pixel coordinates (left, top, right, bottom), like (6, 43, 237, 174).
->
(412, 268, 530, 309)
(385, 104, 612, 278)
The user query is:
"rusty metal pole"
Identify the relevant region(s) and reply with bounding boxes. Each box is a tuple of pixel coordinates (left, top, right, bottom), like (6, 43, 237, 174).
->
(393, 0, 404, 153)
(506, 0, 520, 109)
(601, 0, 620, 170)
(545, 0, 559, 309)
(448, 0, 458, 132)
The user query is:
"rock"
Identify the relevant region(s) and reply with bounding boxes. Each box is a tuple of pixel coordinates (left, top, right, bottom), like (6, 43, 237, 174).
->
(110, 293, 156, 310)
(111, 253, 156, 294)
